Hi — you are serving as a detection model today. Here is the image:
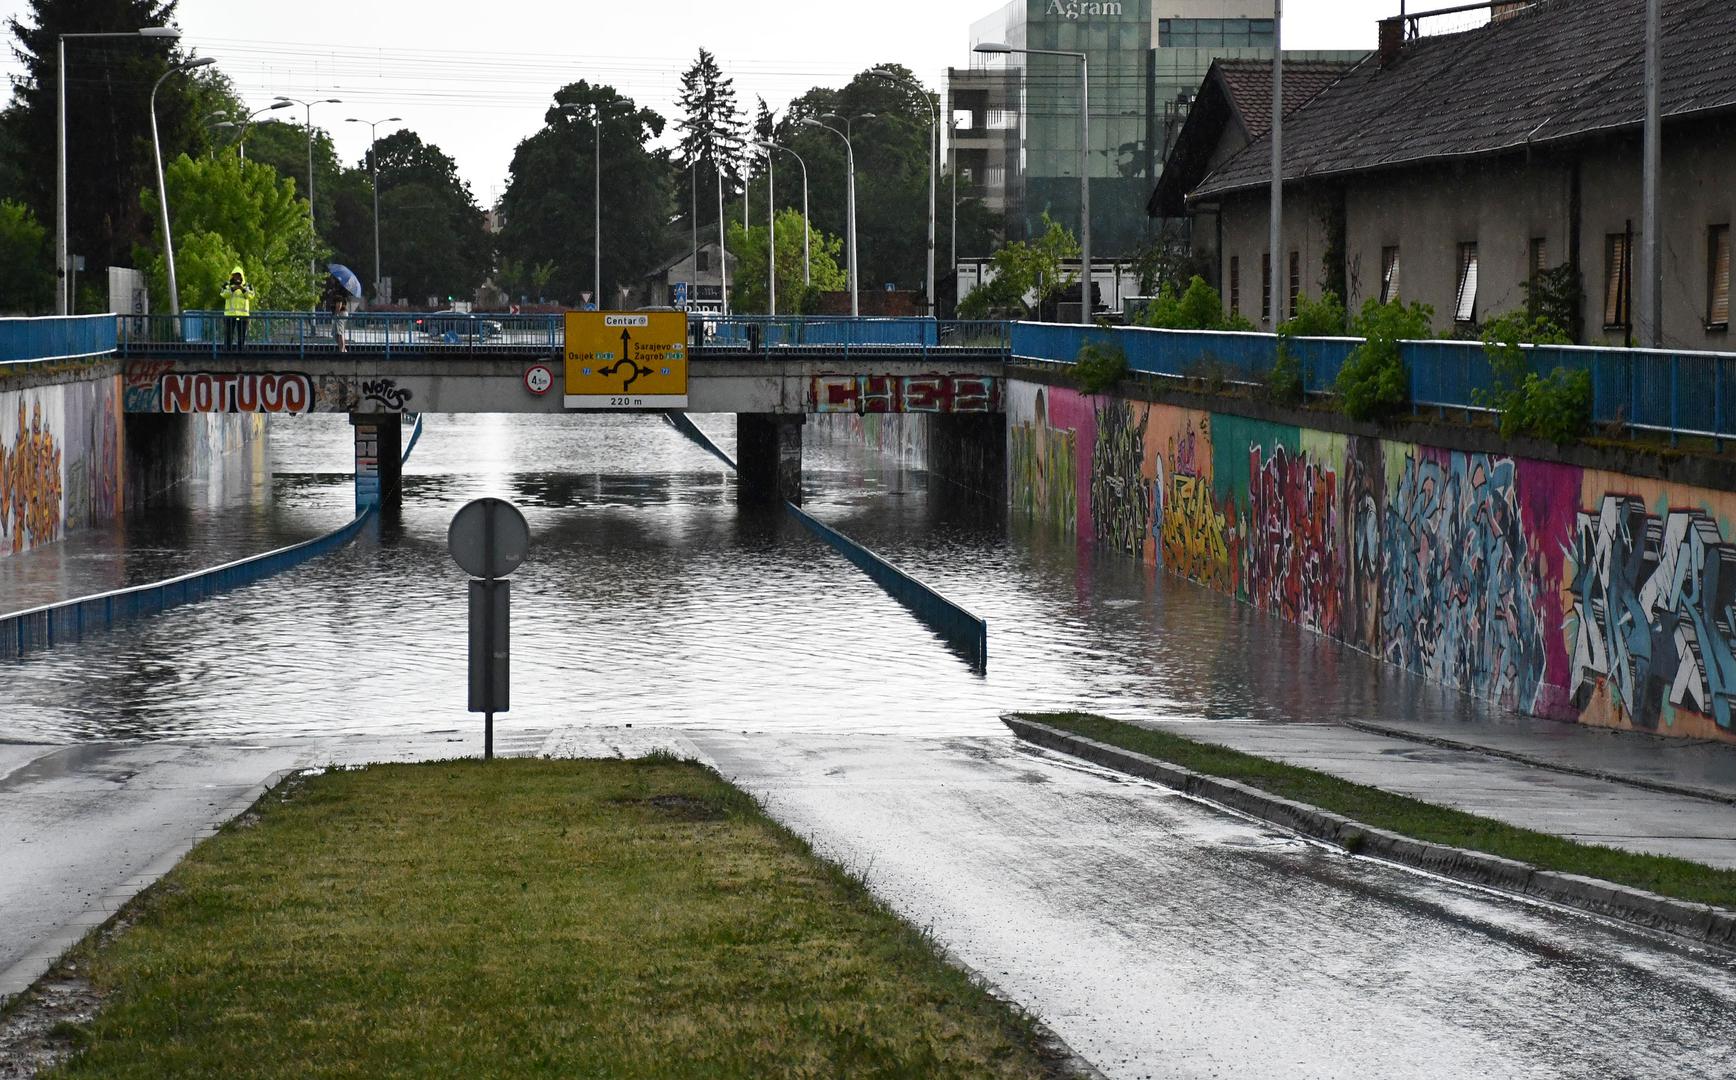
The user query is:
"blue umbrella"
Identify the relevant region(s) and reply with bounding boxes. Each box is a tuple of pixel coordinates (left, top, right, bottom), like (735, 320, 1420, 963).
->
(327, 263, 363, 298)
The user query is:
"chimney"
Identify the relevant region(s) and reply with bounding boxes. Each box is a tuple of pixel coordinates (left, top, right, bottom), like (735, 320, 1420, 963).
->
(1378, 16, 1404, 67)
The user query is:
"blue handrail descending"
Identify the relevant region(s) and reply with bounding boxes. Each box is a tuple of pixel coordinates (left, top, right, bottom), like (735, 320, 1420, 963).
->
(0, 314, 118, 365)
(661, 411, 988, 672)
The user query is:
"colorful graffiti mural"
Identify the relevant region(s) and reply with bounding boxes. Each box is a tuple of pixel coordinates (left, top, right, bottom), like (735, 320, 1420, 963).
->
(0, 378, 123, 558)
(1569, 495, 1736, 734)
(1004, 377, 1736, 743)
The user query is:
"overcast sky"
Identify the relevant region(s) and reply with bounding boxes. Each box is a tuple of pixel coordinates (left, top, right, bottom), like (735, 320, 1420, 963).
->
(6, 0, 1424, 201)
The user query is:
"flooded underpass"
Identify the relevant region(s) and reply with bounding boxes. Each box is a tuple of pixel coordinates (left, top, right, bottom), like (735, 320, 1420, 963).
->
(2, 412, 1732, 1078)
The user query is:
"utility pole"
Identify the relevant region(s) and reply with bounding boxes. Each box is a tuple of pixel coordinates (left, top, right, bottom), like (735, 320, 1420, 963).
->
(1639, 0, 1663, 348)
(1270, 0, 1283, 329)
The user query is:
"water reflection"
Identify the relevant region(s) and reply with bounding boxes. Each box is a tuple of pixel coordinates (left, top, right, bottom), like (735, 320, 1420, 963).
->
(1, 412, 1488, 744)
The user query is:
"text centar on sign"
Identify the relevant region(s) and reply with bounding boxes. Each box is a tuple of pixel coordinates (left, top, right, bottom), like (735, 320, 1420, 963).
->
(564, 310, 689, 410)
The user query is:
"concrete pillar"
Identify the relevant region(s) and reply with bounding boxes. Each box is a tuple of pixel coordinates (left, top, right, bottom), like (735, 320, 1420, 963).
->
(736, 412, 804, 505)
(350, 413, 402, 513)
(928, 413, 1007, 500)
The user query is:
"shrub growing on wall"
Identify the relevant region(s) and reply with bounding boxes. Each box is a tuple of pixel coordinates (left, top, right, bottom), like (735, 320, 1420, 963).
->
(1266, 291, 1348, 406)
(1335, 298, 1434, 421)
(1139, 276, 1254, 331)
(1073, 340, 1128, 394)
(1476, 309, 1589, 443)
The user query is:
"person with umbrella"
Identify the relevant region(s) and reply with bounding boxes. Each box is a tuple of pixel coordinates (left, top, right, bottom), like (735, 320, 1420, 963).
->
(322, 264, 363, 352)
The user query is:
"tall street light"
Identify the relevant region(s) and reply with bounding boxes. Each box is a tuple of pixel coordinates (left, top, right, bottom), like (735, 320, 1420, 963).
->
(757, 141, 809, 290)
(949, 115, 958, 309)
(56, 25, 181, 314)
(804, 114, 874, 316)
(869, 69, 937, 318)
(275, 95, 342, 281)
(976, 42, 1090, 324)
(150, 56, 217, 318)
(210, 101, 291, 160)
(759, 144, 776, 314)
(559, 102, 604, 307)
(346, 116, 402, 305)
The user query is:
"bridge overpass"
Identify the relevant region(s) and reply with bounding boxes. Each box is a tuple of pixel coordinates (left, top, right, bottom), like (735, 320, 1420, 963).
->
(112, 312, 1012, 508)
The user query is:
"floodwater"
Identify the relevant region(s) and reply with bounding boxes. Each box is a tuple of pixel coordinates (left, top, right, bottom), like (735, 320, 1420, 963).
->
(4, 413, 1735, 1079)
(0, 412, 1478, 743)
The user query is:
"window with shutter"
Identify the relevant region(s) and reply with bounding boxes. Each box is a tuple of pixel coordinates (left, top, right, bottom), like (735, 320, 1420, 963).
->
(1708, 225, 1730, 328)
(1380, 246, 1400, 304)
(1262, 253, 1271, 321)
(1229, 255, 1241, 316)
(1288, 251, 1301, 318)
(1530, 237, 1548, 280)
(1604, 233, 1630, 329)
(697, 250, 710, 273)
(1454, 243, 1479, 324)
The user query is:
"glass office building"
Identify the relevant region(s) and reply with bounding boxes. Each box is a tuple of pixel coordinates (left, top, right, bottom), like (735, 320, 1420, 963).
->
(951, 1, 1360, 258)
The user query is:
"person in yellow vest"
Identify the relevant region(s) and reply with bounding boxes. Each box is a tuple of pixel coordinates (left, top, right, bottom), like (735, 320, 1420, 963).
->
(221, 266, 254, 350)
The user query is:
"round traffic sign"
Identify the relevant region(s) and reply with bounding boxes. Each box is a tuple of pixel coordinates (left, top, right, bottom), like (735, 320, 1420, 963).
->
(448, 498, 531, 579)
(524, 364, 553, 395)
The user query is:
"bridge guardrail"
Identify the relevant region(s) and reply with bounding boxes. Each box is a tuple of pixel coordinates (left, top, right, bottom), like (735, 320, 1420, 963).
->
(691, 316, 1009, 359)
(0, 314, 118, 365)
(118, 311, 565, 357)
(1012, 321, 1736, 447)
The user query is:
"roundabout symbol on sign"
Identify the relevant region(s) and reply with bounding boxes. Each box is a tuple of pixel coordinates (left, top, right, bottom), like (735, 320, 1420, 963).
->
(524, 364, 553, 396)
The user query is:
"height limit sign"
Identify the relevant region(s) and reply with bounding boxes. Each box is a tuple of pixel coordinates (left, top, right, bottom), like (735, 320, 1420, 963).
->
(564, 311, 688, 410)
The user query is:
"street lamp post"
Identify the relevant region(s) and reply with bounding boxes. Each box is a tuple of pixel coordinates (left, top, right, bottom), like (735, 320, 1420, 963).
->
(149, 56, 216, 318)
(949, 115, 958, 310)
(803, 114, 875, 316)
(976, 42, 1090, 324)
(56, 26, 181, 314)
(757, 142, 809, 289)
(869, 69, 938, 318)
(275, 95, 342, 282)
(210, 101, 291, 160)
(717, 167, 729, 316)
(345, 116, 403, 306)
(558, 103, 604, 308)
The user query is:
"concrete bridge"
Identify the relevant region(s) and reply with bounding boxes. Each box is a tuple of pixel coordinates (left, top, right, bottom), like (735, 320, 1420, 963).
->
(112, 312, 1012, 507)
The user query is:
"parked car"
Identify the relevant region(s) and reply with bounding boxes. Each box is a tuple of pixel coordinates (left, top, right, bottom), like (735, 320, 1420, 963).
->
(416, 310, 503, 343)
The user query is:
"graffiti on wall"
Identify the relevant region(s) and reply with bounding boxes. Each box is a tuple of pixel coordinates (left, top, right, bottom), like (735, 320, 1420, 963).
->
(1380, 451, 1550, 712)
(1008, 388, 1077, 530)
(0, 399, 64, 554)
(1090, 400, 1151, 558)
(1338, 437, 1386, 655)
(1569, 495, 1736, 732)
(160, 372, 313, 414)
(1245, 444, 1341, 635)
(810, 374, 1000, 414)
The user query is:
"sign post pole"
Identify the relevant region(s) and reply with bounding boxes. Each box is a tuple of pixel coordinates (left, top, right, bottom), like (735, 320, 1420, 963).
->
(450, 498, 530, 760)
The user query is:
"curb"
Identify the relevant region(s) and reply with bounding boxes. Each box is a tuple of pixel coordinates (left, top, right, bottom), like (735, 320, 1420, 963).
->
(1338, 718, 1736, 807)
(0, 767, 301, 1008)
(1003, 716, 1736, 952)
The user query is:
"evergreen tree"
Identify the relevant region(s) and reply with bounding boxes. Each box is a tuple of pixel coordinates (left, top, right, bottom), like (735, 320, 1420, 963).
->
(6, 0, 210, 297)
(674, 48, 744, 215)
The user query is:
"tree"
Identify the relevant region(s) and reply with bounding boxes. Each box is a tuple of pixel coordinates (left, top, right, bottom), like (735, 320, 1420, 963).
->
(498, 82, 671, 307)
(7, 0, 213, 285)
(726, 209, 846, 314)
(957, 214, 1079, 319)
(360, 129, 490, 304)
(0, 200, 54, 313)
(765, 66, 941, 295)
(136, 152, 317, 311)
(674, 49, 745, 211)
(243, 119, 342, 247)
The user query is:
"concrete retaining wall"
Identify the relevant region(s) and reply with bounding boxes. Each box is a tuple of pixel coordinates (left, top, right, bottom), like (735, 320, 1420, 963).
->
(0, 365, 264, 559)
(1006, 371, 1736, 745)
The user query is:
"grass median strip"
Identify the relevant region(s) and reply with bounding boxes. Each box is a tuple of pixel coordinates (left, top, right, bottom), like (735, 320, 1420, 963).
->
(1017, 712, 1736, 911)
(38, 757, 1062, 1079)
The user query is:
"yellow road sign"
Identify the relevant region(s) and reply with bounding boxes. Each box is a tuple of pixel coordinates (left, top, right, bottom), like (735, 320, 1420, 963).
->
(564, 311, 688, 409)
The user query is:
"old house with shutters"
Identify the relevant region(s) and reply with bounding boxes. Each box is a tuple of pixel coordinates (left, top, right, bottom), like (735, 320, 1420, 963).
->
(1170, 0, 1736, 347)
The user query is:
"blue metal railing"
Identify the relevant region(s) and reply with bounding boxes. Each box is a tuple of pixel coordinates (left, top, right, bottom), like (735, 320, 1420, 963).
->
(661, 410, 988, 672)
(0, 408, 424, 661)
(0, 507, 375, 661)
(111, 312, 1013, 361)
(0, 314, 118, 365)
(1011, 321, 1736, 444)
